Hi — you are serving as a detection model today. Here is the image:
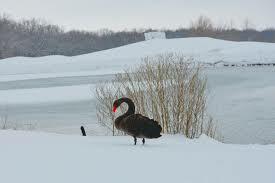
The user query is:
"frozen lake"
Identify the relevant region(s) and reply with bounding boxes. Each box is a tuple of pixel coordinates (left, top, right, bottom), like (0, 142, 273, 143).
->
(0, 67, 275, 144)
(206, 67, 275, 144)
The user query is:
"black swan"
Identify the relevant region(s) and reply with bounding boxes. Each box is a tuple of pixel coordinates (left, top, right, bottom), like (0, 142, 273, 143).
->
(112, 97, 162, 145)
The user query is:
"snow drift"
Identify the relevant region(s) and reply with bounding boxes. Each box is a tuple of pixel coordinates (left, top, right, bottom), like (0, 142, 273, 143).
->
(1, 37, 275, 81)
(0, 130, 274, 183)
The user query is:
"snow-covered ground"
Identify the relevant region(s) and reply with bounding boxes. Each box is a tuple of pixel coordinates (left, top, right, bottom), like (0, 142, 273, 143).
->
(0, 130, 274, 183)
(0, 37, 275, 82)
(0, 37, 275, 144)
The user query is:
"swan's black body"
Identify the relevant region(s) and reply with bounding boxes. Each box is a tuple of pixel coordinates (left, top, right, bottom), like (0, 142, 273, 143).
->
(113, 97, 162, 145)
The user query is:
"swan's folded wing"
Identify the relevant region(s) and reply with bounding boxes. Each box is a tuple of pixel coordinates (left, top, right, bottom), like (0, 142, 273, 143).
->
(122, 114, 162, 138)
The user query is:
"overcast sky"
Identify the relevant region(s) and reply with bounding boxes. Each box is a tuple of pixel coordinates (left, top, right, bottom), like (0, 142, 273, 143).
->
(0, 0, 274, 31)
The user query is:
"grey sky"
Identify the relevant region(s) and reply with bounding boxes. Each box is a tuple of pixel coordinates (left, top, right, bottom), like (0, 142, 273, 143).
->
(0, 0, 274, 31)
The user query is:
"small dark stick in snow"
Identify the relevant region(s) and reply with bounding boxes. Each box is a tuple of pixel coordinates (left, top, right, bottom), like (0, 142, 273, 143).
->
(80, 126, 86, 136)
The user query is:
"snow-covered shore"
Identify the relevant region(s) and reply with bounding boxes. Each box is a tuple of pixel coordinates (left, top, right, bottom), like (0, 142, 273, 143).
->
(0, 130, 274, 183)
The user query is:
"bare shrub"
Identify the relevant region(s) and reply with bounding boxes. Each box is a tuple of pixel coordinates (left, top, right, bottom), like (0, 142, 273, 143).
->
(0, 114, 9, 129)
(0, 113, 37, 131)
(95, 53, 216, 138)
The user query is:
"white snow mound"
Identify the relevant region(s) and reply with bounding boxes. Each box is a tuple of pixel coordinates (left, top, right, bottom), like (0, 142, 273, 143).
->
(1, 37, 275, 81)
(0, 130, 274, 183)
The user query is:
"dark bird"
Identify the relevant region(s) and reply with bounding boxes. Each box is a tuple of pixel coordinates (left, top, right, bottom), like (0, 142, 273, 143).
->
(112, 97, 162, 145)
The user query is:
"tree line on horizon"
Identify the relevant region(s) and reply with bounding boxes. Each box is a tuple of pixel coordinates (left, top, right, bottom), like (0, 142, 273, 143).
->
(1, 15, 275, 60)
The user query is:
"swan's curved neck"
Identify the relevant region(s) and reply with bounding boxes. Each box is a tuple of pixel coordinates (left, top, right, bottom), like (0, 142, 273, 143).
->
(115, 98, 135, 129)
(122, 98, 135, 116)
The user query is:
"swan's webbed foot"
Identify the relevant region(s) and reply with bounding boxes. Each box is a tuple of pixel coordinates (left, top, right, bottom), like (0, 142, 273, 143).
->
(134, 137, 137, 145)
(142, 138, 145, 145)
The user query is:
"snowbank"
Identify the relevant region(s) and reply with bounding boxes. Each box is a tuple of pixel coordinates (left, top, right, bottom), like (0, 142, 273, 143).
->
(0, 130, 274, 183)
(1, 37, 275, 81)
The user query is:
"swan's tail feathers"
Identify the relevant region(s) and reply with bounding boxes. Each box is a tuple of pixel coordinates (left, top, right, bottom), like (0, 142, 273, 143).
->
(143, 120, 162, 139)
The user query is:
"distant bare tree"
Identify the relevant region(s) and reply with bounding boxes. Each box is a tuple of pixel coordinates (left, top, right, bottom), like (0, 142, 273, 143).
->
(243, 18, 254, 30)
(190, 16, 214, 35)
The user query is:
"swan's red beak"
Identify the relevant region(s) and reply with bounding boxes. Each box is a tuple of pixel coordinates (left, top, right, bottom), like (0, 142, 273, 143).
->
(112, 106, 117, 112)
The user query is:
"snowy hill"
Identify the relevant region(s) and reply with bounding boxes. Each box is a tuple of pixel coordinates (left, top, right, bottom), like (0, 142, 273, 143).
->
(1, 37, 275, 82)
(0, 130, 274, 183)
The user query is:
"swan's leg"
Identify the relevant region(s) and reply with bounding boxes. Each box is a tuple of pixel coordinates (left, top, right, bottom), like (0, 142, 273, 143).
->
(134, 137, 137, 145)
(142, 138, 145, 145)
